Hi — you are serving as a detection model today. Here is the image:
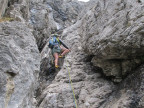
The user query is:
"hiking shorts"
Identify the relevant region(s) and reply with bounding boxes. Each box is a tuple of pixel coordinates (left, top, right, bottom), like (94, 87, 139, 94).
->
(52, 45, 61, 55)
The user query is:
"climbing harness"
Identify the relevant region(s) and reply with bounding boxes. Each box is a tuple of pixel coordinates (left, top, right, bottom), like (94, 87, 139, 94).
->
(66, 60, 78, 108)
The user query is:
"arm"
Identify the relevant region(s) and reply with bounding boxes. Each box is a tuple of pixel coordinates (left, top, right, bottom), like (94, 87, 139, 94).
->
(59, 39, 69, 49)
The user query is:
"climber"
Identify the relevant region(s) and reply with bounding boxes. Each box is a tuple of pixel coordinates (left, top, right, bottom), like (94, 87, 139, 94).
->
(49, 34, 70, 68)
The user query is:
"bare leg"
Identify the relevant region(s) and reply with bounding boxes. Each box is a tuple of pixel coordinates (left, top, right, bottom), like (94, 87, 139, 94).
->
(60, 46, 70, 56)
(53, 53, 59, 66)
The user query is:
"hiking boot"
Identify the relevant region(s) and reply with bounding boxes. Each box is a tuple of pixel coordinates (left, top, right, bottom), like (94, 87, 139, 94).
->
(59, 55, 65, 58)
(55, 65, 60, 68)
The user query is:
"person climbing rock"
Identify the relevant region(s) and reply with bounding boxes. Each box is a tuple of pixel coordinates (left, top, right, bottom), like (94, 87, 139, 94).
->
(49, 34, 70, 68)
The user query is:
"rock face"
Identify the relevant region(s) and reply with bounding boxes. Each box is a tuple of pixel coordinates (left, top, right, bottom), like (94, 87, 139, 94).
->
(30, 0, 57, 51)
(0, 0, 41, 107)
(5, 0, 30, 22)
(0, 21, 40, 108)
(0, 0, 144, 108)
(38, 22, 114, 108)
(44, 0, 84, 28)
(80, 0, 144, 81)
(0, 0, 8, 18)
(101, 66, 144, 108)
(38, 0, 144, 108)
(29, 0, 84, 51)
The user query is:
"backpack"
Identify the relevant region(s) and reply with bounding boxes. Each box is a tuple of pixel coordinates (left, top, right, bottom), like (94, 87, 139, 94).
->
(48, 36, 60, 48)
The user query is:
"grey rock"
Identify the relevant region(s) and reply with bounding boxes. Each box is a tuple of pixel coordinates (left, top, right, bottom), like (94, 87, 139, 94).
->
(4, 0, 30, 22)
(0, 21, 40, 108)
(29, 0, 84, 51)
(100, 65, 144, 108)
(38, 18, 114, 108)
(0, 0, 144, 108)
(38, 0, 144, 108)
(0, 0, 8, 18)
(80, 0, 144, 80)
(44, 0, 84, 28)
(30, 0, 57, 51)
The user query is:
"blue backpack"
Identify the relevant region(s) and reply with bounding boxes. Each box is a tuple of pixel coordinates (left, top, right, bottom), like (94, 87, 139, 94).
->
(48, 36, 60, 48)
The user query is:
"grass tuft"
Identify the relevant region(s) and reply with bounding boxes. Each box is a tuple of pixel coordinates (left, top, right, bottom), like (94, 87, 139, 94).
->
(0, 17, 14, 22)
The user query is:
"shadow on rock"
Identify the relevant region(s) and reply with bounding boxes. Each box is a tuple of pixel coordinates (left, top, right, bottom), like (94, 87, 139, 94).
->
(40, 56, 64, 81)
(35, 56, 64, 106)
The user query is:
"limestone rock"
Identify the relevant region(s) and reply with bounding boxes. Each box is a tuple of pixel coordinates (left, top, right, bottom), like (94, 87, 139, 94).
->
(100, 65, 144, 108)
(29, 0, 84, 51)
(38, 0, 144, 108)
(30, 0, 57, 51)
(5, 0, 30, 22)
(0, 21, 40, 108)
(1, 0, 144, 108)
(44, 0, 84, 28)
(38, 18, 114, 108)
(80, 0, 144, 81)
(0, 0, 8, 18)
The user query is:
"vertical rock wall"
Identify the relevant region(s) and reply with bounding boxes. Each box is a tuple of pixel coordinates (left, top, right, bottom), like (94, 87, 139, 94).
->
(0, 0, 8, 18)
(80, 0, 144, 81)
(38, 0, 144, 108)
(38, 21, 114, 108)
(0, 0, 41, 107)
(0, 0, 144, 108)
(29, 0, 84, 51)
(5, 0, 30, 22)
(0, 21, 40, 108)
